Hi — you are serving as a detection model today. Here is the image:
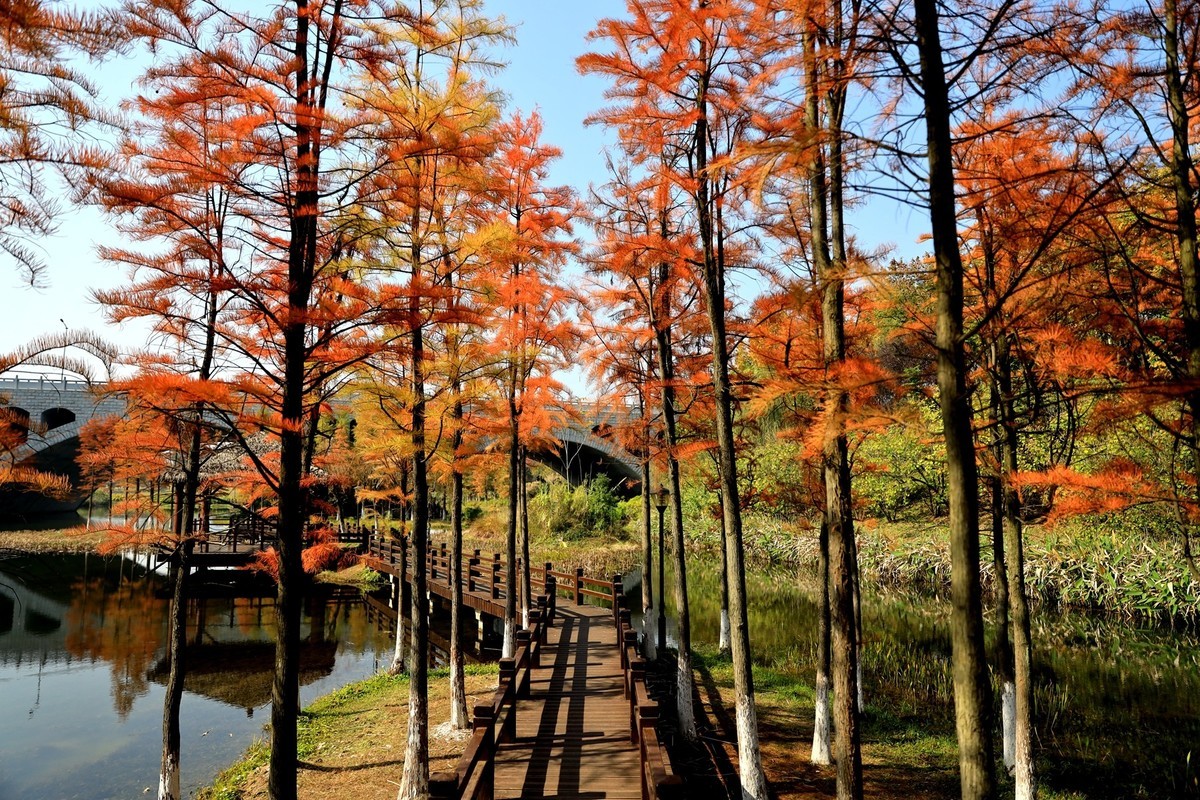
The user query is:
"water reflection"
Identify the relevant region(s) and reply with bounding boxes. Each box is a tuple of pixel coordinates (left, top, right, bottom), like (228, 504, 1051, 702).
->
(0, 553, 438, 799)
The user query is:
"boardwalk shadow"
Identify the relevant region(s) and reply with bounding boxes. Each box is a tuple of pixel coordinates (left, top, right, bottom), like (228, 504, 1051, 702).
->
(650, 651, 741, 800)
(518, 612, 579, 798)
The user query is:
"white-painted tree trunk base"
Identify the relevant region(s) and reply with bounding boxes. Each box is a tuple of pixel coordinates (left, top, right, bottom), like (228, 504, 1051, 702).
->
(719, 608, 731, 655)
(736, 694, 770, 800)
(389, 629, 407, 674)
(501, 617, 516, 659)
(397, 708, 428, 800)
(1015, 757, 1036, 800)
(1002, 680, 1016, 771)
(450, 661, 470, 730)
(677, 652, 698, 741)
(811, 674, 832, 765)
(1015, 705, 1036, 800)
(397, 763, 428, 800)
(522, 607, 529, 629)
(856, 657, 865, 710)
(158, 754, 179, 800)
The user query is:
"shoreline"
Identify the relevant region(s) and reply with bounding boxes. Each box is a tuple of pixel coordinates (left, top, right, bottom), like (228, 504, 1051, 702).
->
(0, 527, 107, 554)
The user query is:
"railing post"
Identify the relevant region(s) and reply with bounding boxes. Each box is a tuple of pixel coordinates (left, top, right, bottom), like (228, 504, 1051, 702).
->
(545, 575, 556, 621)
(535, 596, 548, 641)
(515, 630, 532, 695)
(636, 695, 656, 747)
(575, 566, 584, 605)
(491, 554, 501, 600)
(529, 607, 543, 664)
(474, 704, 495, 800)
(468, 550, 480, 592)
(498, 658, 517, 743)
(429, 772, 457, 800)
(613, 574, 623, 622)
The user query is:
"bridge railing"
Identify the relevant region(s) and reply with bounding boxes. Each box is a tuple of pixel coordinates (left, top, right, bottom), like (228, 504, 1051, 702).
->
(366, 534, 625, 617)
(429, 594, 551, 800)
(198, 514, 274, 554)
(367, 536, 514, 604)
(532, 561, 621, 610)
(616, 596, 685, 800)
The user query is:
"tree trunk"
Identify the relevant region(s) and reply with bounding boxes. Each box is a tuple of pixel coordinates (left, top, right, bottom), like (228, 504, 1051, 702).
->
(693, 43, 768, 799)
(158, 551, 185, 800)
(399, 203, 430, 800)
(653, 292, 696, 741)
(159, 535, 195, 800)
(161, 247, 221, 800)
(641, 456, 655, 659)
(806, 22, 863, 796)
(520, 446, 531, 629)
(389, 545, 409, 675)
(913, 2, 997, 796)
(1164, 0, 1200, 608)
(268, 5, 324, 795)
(997, 333, 1035, 799)
(812, 518, 832, 766)
(717, 487, 731, 656)
(992, 468, 1016, 771)
(503, 407, 519, 658)
(982, 217, 1017, 774)
(449, 395, 469, 729)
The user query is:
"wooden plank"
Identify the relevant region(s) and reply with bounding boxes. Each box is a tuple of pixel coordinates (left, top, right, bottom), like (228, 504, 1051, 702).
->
(491, 604, 644, 800)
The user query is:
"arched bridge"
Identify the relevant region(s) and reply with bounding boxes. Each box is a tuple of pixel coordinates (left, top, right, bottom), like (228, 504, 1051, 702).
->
(1, 373, 644, 513)
(0, 374, 127, 516)
(533, 401, 642, 495)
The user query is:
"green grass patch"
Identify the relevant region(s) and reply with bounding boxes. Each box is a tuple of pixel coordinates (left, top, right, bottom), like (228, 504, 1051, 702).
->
(198, 741, 269, 800)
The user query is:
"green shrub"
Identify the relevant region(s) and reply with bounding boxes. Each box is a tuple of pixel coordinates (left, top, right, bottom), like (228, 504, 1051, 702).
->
(529, 476, 625, 541)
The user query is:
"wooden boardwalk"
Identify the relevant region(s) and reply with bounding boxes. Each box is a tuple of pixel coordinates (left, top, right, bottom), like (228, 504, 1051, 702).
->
(492, 603, 642, 800)
(174, 529, 686, 800)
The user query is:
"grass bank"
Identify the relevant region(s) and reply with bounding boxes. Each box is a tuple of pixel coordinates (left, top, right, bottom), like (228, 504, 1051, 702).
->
(0, 526, 106, 554)
(198, 663, 499, 800)
(685, 644, 1150, 800)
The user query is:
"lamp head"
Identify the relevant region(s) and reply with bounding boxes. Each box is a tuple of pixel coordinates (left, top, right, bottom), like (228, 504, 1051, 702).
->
(655, 484, 669, 512)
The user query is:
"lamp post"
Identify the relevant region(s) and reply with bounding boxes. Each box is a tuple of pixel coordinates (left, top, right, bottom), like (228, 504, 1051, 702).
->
(655, 484, 668, 655)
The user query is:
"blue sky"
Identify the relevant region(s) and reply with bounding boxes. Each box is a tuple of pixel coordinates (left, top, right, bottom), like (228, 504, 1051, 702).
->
(0, 0, 925, 373)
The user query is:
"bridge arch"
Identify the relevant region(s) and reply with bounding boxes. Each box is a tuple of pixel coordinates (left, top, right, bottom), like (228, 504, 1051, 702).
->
(0, 376, 127, 517)
(40, 407, 76, 431)
(524, 404, 643, 496)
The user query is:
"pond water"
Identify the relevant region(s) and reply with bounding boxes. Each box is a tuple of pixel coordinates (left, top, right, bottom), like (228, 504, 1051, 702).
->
(0, 552, 453, 800)
(639, 555, 1200, 799)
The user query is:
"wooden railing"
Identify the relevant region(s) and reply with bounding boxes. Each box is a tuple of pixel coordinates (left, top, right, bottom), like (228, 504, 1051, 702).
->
(429, 593, 552, 800)
(616, 595, 685, 800)
(390, 529, 681, 800)
(366, 534, 624, 615)
(196, 514, 273, 554)
(191, 516, 369, 555)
